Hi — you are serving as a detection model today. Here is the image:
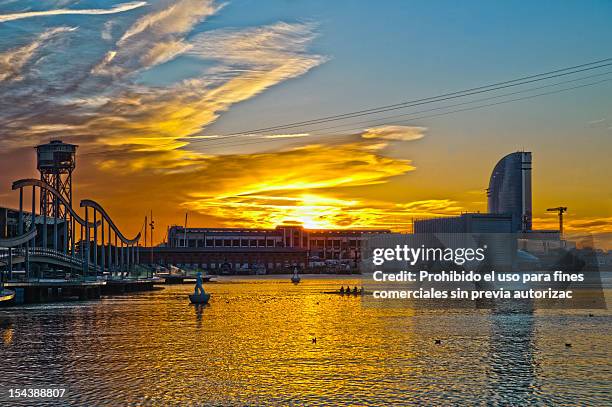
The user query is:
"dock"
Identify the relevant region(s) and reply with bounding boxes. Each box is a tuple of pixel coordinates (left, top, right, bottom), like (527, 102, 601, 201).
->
(1, 277, 162, 304)
(5, 279, 106, 303)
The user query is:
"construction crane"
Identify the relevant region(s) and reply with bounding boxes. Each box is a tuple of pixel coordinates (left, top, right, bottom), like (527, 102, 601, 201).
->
(547, 207, 568, 237)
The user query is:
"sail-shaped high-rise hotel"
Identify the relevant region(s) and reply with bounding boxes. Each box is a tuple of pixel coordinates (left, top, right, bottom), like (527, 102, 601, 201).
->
(414, 151, 534, 234)
(487, 151, 532, 232)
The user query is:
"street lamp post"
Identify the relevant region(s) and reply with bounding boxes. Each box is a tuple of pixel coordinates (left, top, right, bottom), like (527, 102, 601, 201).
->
(149, 210, 154, 268)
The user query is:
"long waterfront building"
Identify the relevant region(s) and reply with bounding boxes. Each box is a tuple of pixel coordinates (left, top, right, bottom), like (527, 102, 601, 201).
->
(156, 224, 390, 272)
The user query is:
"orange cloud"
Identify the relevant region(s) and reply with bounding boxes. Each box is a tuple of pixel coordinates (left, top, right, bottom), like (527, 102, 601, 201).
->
(533, 216, 612, 234)
(67, 139, 428, 235)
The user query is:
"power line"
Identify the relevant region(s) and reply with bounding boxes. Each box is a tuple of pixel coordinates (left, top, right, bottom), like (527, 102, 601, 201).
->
(289, 70, 612, 137)
(181, 72, 612, 150)
(183, 76, 612, 151)
(196, 57, 612, 137)
(323, 77, 612, 137)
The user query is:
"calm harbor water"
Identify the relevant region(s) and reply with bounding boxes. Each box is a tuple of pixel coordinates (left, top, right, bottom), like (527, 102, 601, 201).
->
(0, 276, 610, 406)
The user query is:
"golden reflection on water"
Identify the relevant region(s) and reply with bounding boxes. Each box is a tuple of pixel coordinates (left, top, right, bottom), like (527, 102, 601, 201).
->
(0, 277, 609, 406)
(2, 326, 13, 345)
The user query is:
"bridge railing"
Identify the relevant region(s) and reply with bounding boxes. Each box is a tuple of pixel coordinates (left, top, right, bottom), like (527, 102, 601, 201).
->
(0, 247, 108, 280)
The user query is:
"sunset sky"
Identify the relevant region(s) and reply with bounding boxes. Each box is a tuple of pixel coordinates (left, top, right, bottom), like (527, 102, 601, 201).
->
(0, 0, 611, 246)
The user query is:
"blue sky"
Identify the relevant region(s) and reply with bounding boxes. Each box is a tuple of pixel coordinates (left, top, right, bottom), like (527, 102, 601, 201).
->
(200, 0, 612, 133)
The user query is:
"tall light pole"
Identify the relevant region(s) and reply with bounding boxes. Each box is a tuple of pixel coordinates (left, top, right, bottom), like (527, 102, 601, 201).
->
(184, 212, 188, 247)
(144, 215, 147, 248)
(149, 210, 154, 266)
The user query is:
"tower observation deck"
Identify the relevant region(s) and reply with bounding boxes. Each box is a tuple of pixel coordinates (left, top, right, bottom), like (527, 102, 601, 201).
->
(36, 140, 77, 217)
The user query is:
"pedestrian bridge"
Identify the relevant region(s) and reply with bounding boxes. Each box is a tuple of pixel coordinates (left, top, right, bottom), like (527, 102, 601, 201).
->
(1, 178, 143, 281)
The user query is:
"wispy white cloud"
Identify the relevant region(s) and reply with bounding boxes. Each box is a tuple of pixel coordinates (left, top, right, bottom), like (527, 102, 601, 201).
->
(0, 26, 76, 82)
(0, 1, 147, 23)
(187, 21, 320, 64)
(205, 133, 313, 140)
(261, 133, 311, 139)
(587, 116, 612, 131)
(361, 125, 427, 141)
(119, 0, 222, 44)
(101, 20, 116, 41)
(93, 0, 220, 76)
(140, 39, 192, 67)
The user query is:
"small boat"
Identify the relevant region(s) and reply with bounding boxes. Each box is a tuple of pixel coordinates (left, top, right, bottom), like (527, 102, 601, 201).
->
(0, 289, 15, 303)
(323, 288, 364, 295)
(291, 267, 301, 284)
(189, 293, 211, 304)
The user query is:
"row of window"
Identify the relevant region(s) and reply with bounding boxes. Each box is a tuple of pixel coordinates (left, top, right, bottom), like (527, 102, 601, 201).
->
(175, 238, 365, 248)
(312, 239, 363, 248)
(178, 238, 279, 248)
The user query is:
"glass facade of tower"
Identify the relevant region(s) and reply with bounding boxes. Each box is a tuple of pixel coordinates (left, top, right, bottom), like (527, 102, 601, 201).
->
(487, 151, 532, 232)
